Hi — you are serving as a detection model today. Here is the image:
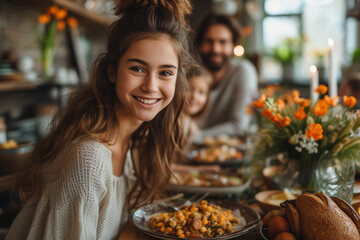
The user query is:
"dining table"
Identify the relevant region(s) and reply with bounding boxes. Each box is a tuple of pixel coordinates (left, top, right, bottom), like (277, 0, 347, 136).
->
(118, 179, 360, 240)
(118, 202, 265, 240)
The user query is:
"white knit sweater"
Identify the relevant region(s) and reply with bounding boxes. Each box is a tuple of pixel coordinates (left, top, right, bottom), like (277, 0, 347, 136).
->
(6, 141, 136, 240)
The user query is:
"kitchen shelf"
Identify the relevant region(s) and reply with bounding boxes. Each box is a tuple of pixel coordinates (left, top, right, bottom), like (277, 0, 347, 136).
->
(52, 0, 113, 26)
(0, 81, 37, 92)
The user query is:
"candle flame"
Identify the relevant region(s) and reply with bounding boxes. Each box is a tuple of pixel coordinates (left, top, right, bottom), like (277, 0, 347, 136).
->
(328, 38, 334, 48)
(234, 45, 245, 57)
(310, 65, 318, 73)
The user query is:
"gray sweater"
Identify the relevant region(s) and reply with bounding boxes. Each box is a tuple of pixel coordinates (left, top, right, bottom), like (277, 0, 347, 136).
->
(196, 58, 258, 140)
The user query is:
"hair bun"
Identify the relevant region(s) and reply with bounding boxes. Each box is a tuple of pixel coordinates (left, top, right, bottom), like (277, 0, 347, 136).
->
(114, 0, 192, 29)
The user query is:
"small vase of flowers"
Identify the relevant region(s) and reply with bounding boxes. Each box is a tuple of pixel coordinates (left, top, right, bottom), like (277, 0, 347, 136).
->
(34, 5, 77, 79)
(252, 84, 360, 203)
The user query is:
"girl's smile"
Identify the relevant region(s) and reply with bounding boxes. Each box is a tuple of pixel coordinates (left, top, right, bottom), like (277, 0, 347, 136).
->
(109, 34, 178, 124)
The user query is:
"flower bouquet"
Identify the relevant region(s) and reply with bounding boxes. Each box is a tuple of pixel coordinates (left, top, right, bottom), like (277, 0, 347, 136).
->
(34, 5, 78, 78)
(252, 84, 360, 201)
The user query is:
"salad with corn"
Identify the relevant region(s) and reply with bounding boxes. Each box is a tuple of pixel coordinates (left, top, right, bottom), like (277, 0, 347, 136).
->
(149, 200, 240, 238)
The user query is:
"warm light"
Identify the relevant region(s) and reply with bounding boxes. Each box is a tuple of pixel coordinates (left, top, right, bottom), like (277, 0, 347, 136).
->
(310, 65, 318, 73)
(328, 38, 334, 48)
(234, 45, 245, 57)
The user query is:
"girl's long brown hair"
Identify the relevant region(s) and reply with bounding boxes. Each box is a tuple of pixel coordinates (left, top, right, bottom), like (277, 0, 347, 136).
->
(17, 0, 195, 210)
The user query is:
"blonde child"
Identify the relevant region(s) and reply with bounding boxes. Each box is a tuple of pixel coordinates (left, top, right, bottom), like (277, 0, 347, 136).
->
(173, 65, 221, 172)
(6, 0, 195, 239)
(182, 65, 212, 146)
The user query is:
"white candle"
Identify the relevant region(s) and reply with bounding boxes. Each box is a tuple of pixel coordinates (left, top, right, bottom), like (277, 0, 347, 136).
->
(310, 65, 319, 103)
(328, 38, 337, 97)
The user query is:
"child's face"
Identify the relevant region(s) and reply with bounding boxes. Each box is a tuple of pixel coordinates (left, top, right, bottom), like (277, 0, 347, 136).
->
(109, 35, 178, 124)
(185, 76, 209, 116)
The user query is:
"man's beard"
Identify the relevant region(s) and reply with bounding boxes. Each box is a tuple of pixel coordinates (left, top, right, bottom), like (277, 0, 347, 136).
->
(200, 53, 230, 72)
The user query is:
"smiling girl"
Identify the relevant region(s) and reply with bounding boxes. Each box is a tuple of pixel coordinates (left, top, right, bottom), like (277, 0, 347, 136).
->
(6, 0, 194, 239)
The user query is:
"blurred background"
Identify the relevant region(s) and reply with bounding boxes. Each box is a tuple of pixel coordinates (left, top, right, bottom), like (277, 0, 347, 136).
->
(0, 0, 359, 142)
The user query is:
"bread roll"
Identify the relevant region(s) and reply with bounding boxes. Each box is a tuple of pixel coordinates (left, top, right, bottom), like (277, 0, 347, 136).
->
(296, 193, 360, 240)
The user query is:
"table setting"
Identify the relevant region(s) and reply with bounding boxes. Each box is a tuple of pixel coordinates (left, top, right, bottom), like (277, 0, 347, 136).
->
(119, 65, 360, 239)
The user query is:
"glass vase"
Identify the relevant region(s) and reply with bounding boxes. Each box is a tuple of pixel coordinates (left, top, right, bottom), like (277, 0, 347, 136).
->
(271, 153, 355, 203)
(272, 155, 319, 194)
(40, 47, 55, 79)
(316, 154, 355, 204)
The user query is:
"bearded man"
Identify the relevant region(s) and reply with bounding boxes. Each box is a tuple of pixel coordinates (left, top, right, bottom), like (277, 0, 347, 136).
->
(194, 13, 258, 140)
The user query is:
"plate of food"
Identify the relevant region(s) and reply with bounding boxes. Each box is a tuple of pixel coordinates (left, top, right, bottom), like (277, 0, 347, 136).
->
(168, 171, 251, 195)
(132, 199, 260, 240)
(201, 135, 244, 148)
(186, 145, 244, 166)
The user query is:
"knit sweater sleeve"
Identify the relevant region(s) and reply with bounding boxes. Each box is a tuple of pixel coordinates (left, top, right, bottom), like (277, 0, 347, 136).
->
(43, 142, 110, 239)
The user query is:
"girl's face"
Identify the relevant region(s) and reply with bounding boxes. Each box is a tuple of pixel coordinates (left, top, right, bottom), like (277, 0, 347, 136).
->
(184, 76, 209, 116)
(109, 35, 178, 124)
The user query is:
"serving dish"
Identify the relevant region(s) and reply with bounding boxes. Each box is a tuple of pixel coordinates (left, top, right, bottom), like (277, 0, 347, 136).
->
(168, 171, 251, 195)
(132, 200, 261, 240)
(186, 146, 244, 166)
(0, 141, 33, 174)
(255, 190, 285, 212)
(259, 223, 269, 240)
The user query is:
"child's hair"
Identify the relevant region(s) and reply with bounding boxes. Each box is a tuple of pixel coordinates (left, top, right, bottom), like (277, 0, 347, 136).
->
(186, 64, 212, 118)
(17, 0, 195, 210)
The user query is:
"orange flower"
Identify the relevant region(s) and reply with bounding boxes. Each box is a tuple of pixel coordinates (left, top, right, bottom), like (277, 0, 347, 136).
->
(241, 25, 252, 37)
(305, 123, 323, 141)
(38, 14, 50, 24)
(265, 84, 280, 97)
(67, 17, 78, 28)
(343, 96, 357, 108)
(294, 96, 310, 107)
(262, 109, 273, 117)
(57, 21, 66, 31)
(294, 107, 306, 120)
(324, 95, 339, 107)
(47, 5, 59, 15)
(279, 116, 291, 127)
(252, 94, 266, 109)
(292, 89, 300, 98)
(55, 9, 67, 20)
(276, 99, 285, 111)
(314, 99, 328, 116)
(246, 105, 254, 115)
(284, 90, 293, 104)
(269, 113, 282, 123)
(315, 84, 328, 95)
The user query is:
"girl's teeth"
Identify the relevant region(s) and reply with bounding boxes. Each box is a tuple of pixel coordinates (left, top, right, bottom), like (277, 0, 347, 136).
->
(136, 97, 157, 104)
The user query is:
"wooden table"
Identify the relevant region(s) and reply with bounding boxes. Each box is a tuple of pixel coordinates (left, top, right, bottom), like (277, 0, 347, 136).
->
(118, 181, 360, 240)
(118, 221, 264, 240)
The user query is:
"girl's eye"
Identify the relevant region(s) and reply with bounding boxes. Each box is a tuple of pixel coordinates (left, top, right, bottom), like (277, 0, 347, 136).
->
(160, 70, 173, 77)
(130, 66, 144, 73)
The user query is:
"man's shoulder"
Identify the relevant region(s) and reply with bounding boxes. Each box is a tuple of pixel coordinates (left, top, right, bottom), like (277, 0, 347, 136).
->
(230, 58, 256, 71)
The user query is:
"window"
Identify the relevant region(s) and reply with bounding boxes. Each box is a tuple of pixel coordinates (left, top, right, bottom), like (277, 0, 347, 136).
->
(261, 0, 346, 85)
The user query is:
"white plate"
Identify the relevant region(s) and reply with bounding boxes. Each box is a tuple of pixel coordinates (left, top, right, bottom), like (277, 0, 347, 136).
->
(132, 200, 261, 240)
(186, 148, 244, 166)
(168, 177, 251, 196)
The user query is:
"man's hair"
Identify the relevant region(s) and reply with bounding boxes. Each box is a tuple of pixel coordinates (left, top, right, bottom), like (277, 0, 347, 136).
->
(196, 13, 242, 47)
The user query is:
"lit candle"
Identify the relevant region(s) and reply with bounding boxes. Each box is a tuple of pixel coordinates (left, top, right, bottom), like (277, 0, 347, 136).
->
(328, 38, 337, 97)
(310, 65, 319, 103)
